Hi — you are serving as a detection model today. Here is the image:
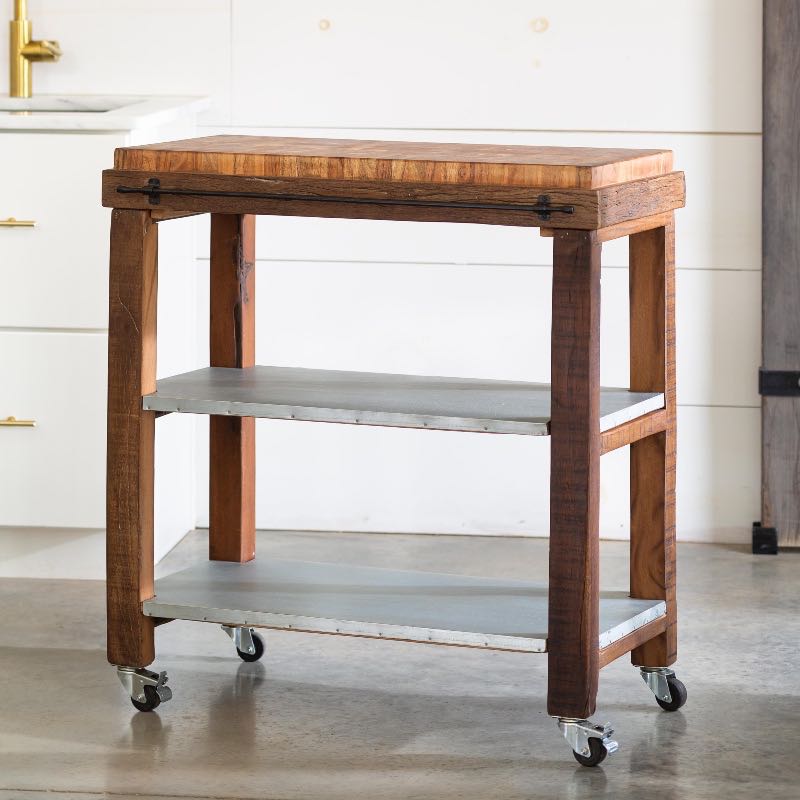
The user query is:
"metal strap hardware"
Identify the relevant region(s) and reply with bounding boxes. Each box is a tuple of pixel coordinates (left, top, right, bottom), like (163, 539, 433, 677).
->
(758, 368, 800, 396)
(117, 178, 575, 221)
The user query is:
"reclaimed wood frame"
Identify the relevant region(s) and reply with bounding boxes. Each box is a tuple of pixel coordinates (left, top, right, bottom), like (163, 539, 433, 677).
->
(209, 213, 256, 564)
(104, 158, 683, 720)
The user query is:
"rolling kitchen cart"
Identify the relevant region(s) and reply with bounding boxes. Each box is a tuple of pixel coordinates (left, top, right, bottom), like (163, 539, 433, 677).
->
(102, 136, 686, 766)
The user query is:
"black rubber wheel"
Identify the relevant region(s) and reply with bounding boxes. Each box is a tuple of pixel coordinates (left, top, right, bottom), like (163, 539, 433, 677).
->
(236, 632, 265, 662)
(655, 676, 688, 712)
(130, 685, 161, 713)
(572, 737, 608, 767)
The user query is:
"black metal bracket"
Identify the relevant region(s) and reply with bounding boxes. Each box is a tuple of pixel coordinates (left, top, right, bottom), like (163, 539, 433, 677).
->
(117, 179, 575, 221)
(120, 177, 163, 204)
(752, 521, 779, 554)
(758, 368, 800, 396)
(532, 195, 574, 221)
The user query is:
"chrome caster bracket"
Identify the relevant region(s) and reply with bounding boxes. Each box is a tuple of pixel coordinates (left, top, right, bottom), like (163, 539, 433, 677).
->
(638, 666, 687, 711)
(557, 718, 619, 765)
(116, 666, 172, 706)
(639, 666, 675, 704)
(222, 624, 257, 656)
(222, 624, 265, 661)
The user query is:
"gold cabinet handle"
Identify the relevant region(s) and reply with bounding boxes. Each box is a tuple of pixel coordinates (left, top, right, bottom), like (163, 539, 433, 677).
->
(0, 217, 36, 227)
(0, 416, 36, 427)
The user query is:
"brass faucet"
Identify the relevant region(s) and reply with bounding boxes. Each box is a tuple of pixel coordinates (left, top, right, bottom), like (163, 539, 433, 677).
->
(9, 0, 61, 98)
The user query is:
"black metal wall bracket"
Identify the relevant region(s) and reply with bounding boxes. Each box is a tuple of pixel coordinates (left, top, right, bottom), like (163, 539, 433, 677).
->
(758, 368, 800, 396)
(116, 179, 575, 221)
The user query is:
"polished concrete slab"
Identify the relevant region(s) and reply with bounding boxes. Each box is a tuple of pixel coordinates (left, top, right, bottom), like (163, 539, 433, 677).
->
(1, 530, 798, 800)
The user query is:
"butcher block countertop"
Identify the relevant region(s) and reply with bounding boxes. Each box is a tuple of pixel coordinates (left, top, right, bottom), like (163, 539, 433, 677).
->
(114, 135, 674, 189)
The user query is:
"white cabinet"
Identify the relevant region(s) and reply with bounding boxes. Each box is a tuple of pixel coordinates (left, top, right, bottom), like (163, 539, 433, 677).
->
(0, 330, 107, 527)
(232, 0, 761, 133)
(0, 103, 202, 577)
(0, 133, 124, 329)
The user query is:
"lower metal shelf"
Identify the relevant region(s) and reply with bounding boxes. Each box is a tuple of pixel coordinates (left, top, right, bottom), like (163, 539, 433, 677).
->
(143, 559, 665, 654)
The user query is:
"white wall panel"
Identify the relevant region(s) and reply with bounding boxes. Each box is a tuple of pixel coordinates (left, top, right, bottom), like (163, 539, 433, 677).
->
(193, 259, 759, 408)
(195, 128, 760, 271)
(154, 214, 200, 563)
(676, 406, 760, 544)
(0, 0, 231, 124)
(602, 406, 760, 545)
(193, 406, 758, 545)
(676, 270, 761, 407)
(232, 0, 760, 132)
(195, 258, 629, 386)
(192, 257, 760, 543)
(154, 413, 196, 564)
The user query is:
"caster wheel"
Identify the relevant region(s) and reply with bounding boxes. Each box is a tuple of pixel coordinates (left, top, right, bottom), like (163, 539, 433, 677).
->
(130, 685, 161, 713)
(656, 676, 687, 712)
(572, 738, 608, 767)
(237, 632, 265, 662)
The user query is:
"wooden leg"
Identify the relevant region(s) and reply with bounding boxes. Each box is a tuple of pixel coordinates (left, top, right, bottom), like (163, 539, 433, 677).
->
(209, 213, 256, 562)
(547, 230, 601, 719)
(629, 221, 677, 667)
(107, 209, 158, 668)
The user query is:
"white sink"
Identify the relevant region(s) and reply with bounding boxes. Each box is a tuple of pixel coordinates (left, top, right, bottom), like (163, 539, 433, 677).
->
(0, 94, 208, 130)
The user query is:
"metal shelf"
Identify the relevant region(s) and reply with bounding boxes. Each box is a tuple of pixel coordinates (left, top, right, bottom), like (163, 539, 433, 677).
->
(143, 559, 666, 653)
(143, 366, 664, 435)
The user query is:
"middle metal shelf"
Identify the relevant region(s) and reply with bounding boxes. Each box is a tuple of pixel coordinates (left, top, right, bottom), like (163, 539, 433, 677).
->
(143, 365, 664, 435)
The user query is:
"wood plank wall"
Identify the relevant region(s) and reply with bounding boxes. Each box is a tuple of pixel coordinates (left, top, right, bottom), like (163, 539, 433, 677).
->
(762, 0, 800, 546)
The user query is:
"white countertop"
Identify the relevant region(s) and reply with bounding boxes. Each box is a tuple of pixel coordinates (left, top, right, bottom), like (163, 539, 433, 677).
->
(0, 94, 209, 131)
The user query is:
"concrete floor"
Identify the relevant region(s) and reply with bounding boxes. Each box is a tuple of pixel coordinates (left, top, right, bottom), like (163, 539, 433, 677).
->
(0, 530, 798, 800)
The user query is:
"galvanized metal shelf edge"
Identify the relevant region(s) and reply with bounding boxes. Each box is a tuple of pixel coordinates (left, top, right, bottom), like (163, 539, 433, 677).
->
(142, 559, 666, 654)
(143, 365, 665, 435)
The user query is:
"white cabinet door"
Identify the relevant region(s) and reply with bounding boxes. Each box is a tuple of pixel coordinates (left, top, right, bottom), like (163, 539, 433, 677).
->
(0, 331, 106, 527)
(0, 132, 125, 329)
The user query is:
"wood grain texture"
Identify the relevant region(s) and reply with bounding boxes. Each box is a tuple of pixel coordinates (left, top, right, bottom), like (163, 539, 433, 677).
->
(598, 173, 685, 228)
(763, 0, 800, 545)
(762, 399, 800, 543)
(149, 209, 202, 222)
(629, 222, 677, 667)
(210, 214, 256, 369)
(115, 136, 673, 190)
(547, 229, 601, 719)
(598, 616, 668, 669)
(106, 209, 157, 668)
(103, 169, 684, 231)
(541, 211, 677, 243)
(104, 168, 597, 227)
(209, 214, 256, 563)
(600, 409, 668, 455)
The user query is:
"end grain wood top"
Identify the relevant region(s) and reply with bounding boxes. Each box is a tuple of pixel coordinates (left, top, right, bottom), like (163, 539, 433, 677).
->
(114, 135, 673, 190)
